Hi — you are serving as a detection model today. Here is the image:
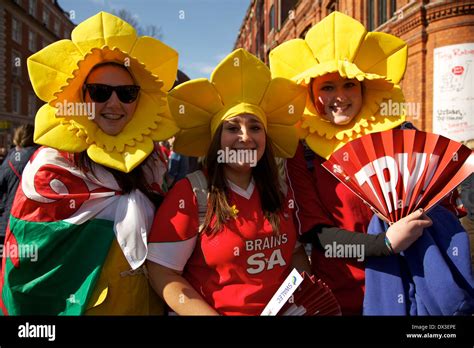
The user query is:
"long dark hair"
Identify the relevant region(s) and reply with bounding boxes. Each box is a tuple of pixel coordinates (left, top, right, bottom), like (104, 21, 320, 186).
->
(75, 152, 164, 208)
(202, 124, 285, 235)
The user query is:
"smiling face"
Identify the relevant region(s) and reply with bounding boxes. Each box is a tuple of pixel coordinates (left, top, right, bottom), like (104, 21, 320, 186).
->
(84, 64, 138, 135)
(220, 114, 266, 172)
(311, 72, 363, 126)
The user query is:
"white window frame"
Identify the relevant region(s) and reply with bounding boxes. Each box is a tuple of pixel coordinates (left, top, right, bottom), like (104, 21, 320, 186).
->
(43, 9, 49, 26)
(12, 18, 22, 43)
(53, 19, 60, 35)
(28, 0, 36, 16)
(28, 31, 35, 52)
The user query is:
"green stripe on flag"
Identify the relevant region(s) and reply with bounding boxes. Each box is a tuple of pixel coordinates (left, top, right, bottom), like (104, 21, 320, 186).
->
(2, 216, 115, 315)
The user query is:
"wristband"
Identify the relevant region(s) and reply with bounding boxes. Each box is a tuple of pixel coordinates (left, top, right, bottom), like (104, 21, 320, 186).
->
(384, 235, 395, 255)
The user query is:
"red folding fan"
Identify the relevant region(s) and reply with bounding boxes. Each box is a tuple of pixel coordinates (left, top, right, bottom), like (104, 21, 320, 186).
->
(322, 129, 474, 223)
(278, 273, 342, 316)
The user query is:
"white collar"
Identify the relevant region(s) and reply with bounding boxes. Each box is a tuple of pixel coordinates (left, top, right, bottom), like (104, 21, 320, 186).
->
(226, 177, 255, 200)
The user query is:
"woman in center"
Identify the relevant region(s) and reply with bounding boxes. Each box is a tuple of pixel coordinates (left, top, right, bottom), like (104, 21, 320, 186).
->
(146, 49, 311, 315)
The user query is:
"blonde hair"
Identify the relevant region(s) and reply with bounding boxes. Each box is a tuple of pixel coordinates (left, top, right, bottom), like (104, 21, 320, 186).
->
(13, 124, 35, 148)
(462, 139, 474, 150)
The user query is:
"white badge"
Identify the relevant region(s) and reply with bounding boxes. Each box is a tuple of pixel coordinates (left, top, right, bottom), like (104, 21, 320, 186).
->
(261, 268, 303, 316)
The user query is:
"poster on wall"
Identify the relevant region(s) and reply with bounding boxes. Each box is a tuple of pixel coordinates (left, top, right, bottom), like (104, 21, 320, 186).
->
(433, 43, 474, 143)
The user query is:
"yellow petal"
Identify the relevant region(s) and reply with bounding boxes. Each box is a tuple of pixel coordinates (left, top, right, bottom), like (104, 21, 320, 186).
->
(34, 104, 88, 152)
(211, 49, 270, 106)
(267, 124, 299, 158)
(173, 127, 212, 158)
(27, 40, 83, 102)
(168, 78, 221, 128)
(130, 36, 179, 91)
(305, 11, 366, 64)
(354, 32, 407, 84)
(71, 12, 137, 55)
(269, 39, 318, 80)
(150, 116, 180, 142)
(261, 78, 307, 125)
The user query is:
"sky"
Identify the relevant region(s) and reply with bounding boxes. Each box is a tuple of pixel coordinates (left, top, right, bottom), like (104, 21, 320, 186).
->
(57, 0, 251, 79)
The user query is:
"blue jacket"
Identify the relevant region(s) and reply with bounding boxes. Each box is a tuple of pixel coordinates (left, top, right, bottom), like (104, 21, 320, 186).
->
(363, 205, 474, 315)
(0, 146, 38, 236)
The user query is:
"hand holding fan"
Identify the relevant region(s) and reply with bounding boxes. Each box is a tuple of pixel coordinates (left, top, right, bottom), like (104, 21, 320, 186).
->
(322, 129, 473, 223)
(261, 269, 341, 316)
(279, 273, 342, 316)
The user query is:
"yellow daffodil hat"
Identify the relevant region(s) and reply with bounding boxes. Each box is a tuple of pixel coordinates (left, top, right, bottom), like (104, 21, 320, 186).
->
(167, 48, 307, 158)
(270, 11, 408, 159)
(27, 12, 179, 172)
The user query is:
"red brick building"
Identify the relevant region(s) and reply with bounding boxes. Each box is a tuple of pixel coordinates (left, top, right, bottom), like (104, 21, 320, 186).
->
(0, 0, 75, 148)
(235, 0, 474, 142)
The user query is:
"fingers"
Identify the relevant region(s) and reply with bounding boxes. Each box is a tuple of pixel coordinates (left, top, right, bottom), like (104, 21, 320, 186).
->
(403, 208, 424, 222)
(406, 213, 432, 232)
(408, 219, 432, 230)
(419, 213, 433, 225)
(402, 209, 434, 224)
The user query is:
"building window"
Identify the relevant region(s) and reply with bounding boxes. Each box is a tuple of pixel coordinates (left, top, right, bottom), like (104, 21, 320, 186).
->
(54, 20, 60, 35)
(28, 31, 36, 52)
(367, 0, 374, 31)
(12, 50, 22, 77)
(269, 5, 275, 32)
(391, 0, 397, 16)
(28, 93, 37, 117)
(29, 0, 36, 16)
(12, 86, 21, 114)
(378, 0, 388, 26)
(12, 18, 22, 43)
(43, 9, 49, 26)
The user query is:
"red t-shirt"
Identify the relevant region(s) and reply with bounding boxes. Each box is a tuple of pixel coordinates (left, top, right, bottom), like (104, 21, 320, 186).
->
(286, 141, 373, 315)
(147, 177, 298, 316)
(159, 145, 171, 160)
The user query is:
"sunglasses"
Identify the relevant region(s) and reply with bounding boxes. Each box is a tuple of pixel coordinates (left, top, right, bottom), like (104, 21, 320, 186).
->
(83, 83, 140, 104)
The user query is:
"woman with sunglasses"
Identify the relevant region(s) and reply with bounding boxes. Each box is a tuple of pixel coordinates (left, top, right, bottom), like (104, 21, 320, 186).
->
(147, 49, 311, 315)
(0, 12, 179, 315)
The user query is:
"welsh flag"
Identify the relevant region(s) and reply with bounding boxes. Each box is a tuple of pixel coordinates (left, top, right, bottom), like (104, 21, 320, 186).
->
(0, 146, 165, 315)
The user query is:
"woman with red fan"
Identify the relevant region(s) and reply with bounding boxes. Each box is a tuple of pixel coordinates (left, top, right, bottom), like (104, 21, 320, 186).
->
(269, 11, 473, 315)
